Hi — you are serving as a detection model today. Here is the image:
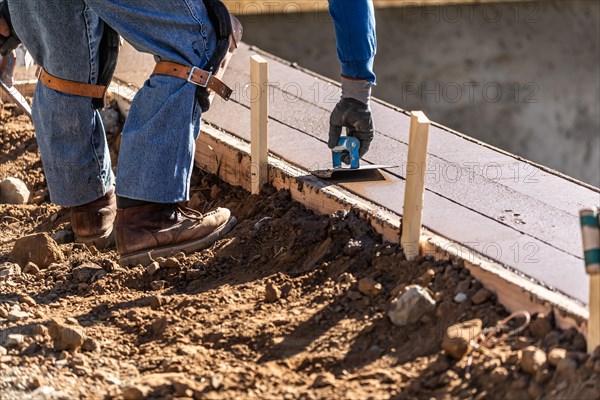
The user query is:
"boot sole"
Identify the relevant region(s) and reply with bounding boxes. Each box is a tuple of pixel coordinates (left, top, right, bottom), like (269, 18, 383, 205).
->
(118, 216, 238, 267)
(75, 226, 115, 250)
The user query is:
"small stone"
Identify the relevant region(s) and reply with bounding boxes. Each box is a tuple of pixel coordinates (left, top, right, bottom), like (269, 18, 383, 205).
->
(548, 348, 567, 367)
(521, 346, 547, 375)
(10, 233, 63, 268)
(312, 372, 336, 388)
(529, 314, 552, 339)
(72, 262, 103, 283)
(0, 308, 7, 319)
(6, 334, 24, 347)
(358, 277, 383, 297)
(23, 262, 40, 275)
(388, 285, 436, 326)
(265, 281, 281, 303)
(442, 319, 483, 359)
(418, 269, 436, 286)
(163, 257, 181, 269)
(456, 279, 470, 293)
(122, 385, 150, 400)
(149, 295, 164, 310)
(82, 338, 99, 352)
(490, 366, 509, 383)
(150, 280, 166, 291)
(0, 346, 7, 356)
(453, 292, 468, 303)
(8, 309, 32, 322)
(20, 295, 36, 307)
(0, 178, 30, 204)
(47, 319, 85, 351)
(471, 288, 493, 305)
(51, 230, 74, 245)
(146, 262, 159, 275)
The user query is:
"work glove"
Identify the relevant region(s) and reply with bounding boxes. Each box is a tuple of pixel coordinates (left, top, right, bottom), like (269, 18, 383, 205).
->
(328, 77, 374, 164)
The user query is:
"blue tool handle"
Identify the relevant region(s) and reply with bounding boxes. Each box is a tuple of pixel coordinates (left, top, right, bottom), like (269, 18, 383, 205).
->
(332, 136, 360, 169)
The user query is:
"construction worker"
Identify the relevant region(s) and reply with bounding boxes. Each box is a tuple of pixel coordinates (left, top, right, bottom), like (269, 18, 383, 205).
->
(0, 0, 376, 265)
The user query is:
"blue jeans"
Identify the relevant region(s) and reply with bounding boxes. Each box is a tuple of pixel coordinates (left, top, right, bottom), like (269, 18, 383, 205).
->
(8, 0, 216, 206)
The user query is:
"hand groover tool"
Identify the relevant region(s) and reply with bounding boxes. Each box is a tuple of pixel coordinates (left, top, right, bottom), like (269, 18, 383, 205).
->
(311, 136, 397, 179)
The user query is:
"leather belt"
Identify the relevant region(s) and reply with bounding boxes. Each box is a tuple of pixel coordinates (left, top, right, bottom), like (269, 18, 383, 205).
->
(152, 61, 232, 101)
(38, 68, 106, 99)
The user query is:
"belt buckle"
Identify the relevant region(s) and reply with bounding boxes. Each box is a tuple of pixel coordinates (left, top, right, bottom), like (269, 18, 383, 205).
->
(187, 66, 211, 88)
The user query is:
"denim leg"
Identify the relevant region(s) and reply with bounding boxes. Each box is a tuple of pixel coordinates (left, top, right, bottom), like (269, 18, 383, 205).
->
(84, 0, 216, 203)
(8, 0, 114, 207)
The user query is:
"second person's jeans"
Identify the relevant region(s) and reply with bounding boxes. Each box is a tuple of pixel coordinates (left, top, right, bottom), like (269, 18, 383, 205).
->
(8, 0, 216, 206)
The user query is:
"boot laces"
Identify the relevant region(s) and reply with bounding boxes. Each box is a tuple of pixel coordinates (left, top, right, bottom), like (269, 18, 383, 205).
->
(176, 205, 204, 221)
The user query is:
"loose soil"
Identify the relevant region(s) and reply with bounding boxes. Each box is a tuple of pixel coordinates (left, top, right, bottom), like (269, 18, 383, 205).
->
(1, 105, 599, 400)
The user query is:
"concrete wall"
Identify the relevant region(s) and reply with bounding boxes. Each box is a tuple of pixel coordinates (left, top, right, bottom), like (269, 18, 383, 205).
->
(236, 0, 600, 187)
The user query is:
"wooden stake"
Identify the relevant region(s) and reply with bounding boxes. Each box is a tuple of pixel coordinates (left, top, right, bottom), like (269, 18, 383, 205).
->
(580, 208, 600, 353)
(401, 111, 431, 261)
(250, 55, 269, 195)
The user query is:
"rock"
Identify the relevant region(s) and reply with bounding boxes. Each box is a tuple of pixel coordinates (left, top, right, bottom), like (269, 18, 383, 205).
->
(0, 346, 7, 356)
(312, 372, 336, 388)
(72, 262, 103, 283)
(388, 285, 436, 326)
(210, 184, 221, 200)
(47, 320, 85, 351)
(0, 308, 7, 318)
(442, 319, 483, 359)
(0, 178, 30, 204)
(149, 295, 164, 310)
(418, 269, 436, 286)
(20, 295, 36, 307)
(0, 262, 21, 279)
(521, 346, 547, 374)
(265, 282, 281, 303)
(471, 288, 493, 305)
(456, 279, 471, 293)
(453, 292, 468, 303)
(163, 257, 181, 269)
(548, 347, 567, 367)
(146, 262, 160, 275)
(10, 233, 63, 268)
(150, 280, 166, 291)
(82, 338, 99, 352)
(358, 277, 383, 297)
(23, 262, 40, 275)
(51, 230, 74, 245)
(555, 357, 578, 378)
(122, 385, 150, 400)
(529, 314, 552, 339)
(490, 366, 510, 383)
(150, 316, 168, 336)
(6, 334, 24, 347)
(8, 309, 32, 322)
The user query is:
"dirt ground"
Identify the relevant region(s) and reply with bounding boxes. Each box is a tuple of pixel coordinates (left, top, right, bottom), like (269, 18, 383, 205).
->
(1, 105, 599, 400)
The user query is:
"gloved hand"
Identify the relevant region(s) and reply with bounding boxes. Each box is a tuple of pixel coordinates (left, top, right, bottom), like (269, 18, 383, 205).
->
(328, 77, 374, 164)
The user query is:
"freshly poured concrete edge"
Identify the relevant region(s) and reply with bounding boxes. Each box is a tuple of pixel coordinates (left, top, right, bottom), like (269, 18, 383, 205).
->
(106, 80, 589, 336)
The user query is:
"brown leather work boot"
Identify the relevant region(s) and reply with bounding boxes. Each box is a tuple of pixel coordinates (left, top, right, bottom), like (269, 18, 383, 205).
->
(70, 187, 116, 249)
(115, 204, 237, 266)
